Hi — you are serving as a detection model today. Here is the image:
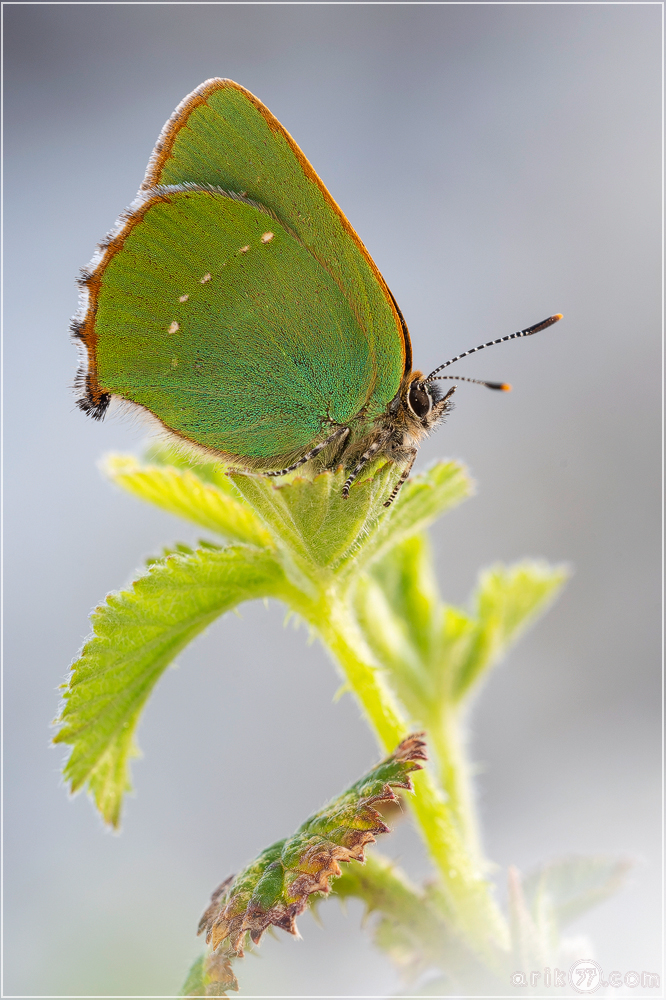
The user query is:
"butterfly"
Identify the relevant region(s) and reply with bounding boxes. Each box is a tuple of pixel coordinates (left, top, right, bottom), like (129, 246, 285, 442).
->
(73, 78, 560, 507)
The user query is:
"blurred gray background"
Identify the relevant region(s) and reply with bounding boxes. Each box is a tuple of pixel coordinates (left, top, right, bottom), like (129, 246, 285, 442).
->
(3, 4, 661, 997)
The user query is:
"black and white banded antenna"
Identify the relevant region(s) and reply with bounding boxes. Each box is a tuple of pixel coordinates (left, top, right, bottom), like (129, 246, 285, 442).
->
(424, 314, 563, 390)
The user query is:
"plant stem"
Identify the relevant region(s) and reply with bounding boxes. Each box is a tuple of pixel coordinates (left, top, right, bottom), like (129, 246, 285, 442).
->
(318, 593, 408, 748)
(427, 703, 485, 869)
(408, 774, 508, 971)
(310, 589, 509, 970)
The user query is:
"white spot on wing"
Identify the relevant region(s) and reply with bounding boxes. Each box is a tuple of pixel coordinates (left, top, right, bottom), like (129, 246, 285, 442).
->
(168, 321, 180, 333)
(201, 273, 211, 283)
(239, 245, 249, 254)
(261, 232, 274, 244)
(179, 294, 189, 302)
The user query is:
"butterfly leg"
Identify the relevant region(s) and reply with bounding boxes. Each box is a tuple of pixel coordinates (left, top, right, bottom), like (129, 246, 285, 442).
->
(262, 425, 350, 478)
(341, 433, 390, 499)
(383, 449, 417, 508)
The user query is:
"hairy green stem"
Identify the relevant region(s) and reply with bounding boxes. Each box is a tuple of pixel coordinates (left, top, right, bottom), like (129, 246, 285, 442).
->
(301, 587, 509, 969)
(318, 595, 408, 748)
(408, 775, 509, 970)
(427, 703, 485, 869)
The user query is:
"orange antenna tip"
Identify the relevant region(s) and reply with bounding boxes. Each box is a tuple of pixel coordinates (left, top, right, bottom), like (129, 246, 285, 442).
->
(553, 313, 563, 322)
(482, 380, 512, 391)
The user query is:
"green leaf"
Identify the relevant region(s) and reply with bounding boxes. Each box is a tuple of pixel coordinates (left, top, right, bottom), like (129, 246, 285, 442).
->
(352, 534, 445, 719)
(370, 534, 442, 663)
(228, 460, 470, 578)
(354, 549, 565, 718)
(180, 954, 206, 997)
(508, 866, 548, 972)
(143, 440, 238, 490)
(103, 453, 273, 549)
(335, 853, 501, 992)
(228, 463, 399, 573)
(104, 452, 470, 583)
(352, 586, 430, 724)
(55, 545, 287, 827)
(476, 561, 568, 647)
(522, 855, 632, 929)
(335, 853, 454, 978)
(196, 734, 426, 989)
(452, 561, 568, 699)
(180, 952, 238, 997)
(144, 539, 221, 566)
(354, 461, 472, 574)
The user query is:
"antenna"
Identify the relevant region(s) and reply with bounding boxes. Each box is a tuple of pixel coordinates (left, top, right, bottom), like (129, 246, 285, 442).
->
(424, 314, 562, 383)
(429, 375, 511, 391)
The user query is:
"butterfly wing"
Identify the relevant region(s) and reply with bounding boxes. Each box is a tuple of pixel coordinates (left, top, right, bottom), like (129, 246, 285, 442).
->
(79, 186, 380, 464)
(75, 80, 411, 463)
(142, 79, 412, 377)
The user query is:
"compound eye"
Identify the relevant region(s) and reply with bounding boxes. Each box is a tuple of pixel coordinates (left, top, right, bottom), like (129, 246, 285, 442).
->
(408, 382, 432, 418)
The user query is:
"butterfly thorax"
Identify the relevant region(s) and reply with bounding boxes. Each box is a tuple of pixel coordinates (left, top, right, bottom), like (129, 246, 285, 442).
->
(309, 371, 455, 492)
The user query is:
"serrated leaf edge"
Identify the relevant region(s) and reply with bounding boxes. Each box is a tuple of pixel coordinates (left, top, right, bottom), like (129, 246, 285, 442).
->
(199, 734, 427, 963)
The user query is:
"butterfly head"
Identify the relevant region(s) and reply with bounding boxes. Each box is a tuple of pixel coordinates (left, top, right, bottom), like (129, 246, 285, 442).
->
(403, 372, 455, 430)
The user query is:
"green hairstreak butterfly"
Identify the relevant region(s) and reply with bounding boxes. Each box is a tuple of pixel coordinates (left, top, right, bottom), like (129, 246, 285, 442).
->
(73, 79, 561, 506)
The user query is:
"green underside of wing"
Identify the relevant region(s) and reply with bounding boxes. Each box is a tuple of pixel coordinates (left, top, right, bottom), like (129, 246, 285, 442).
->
(95, 189, 402, 460)
(154, 84, 406, 380)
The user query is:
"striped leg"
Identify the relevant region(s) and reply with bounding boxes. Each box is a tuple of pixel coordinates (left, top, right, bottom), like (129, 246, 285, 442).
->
(341, 433, 390, 499)
(261, 426, 350, 477)
(383, 449, 417, 508)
